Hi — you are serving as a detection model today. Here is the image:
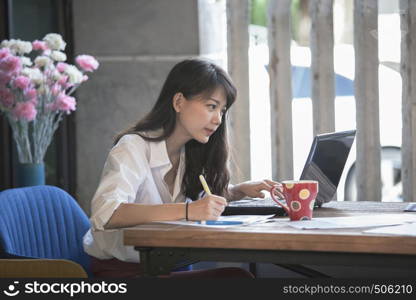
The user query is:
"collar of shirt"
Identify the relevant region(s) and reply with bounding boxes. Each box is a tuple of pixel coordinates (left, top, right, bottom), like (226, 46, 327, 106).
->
(142, 129, 171, 169)
(149, 139, 171, 169)
(145, 129, 186, 202)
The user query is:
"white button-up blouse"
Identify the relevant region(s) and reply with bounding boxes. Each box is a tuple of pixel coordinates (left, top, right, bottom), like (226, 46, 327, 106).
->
(83, 133, 188, 262)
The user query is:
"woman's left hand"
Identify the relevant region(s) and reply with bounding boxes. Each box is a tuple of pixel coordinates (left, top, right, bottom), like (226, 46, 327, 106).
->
(229, 179, 283, 201)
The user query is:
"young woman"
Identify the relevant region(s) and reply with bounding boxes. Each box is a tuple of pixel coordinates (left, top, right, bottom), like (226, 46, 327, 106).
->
(83, 59, 282, 278)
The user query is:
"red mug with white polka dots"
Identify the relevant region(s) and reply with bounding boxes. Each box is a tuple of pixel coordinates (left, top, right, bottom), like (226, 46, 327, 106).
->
(271, 180, 319, 221)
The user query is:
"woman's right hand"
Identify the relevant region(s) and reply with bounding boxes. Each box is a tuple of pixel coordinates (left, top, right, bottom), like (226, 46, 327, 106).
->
(188, 194, 227, 221)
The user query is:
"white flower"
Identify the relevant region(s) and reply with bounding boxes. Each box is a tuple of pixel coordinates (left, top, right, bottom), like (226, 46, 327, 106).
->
(22, 68, 43, 85)
(34, 56, 52, 67)
(64, 65, 83, 84)
(21, 67, 31, 76)
(50, 50, 67, 62)
(43, 33, 66, 51)
(0, 40, 11, 48)
(51, 69, 62, 81)
(20, 56, 33, 66)
(15, 40, 32, 54)
(30, 69, 44, 85)
(1, 39, 32, 55)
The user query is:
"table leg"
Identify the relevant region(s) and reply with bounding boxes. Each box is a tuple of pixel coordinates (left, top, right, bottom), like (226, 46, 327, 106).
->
(137, 247, 153, 277)
(136, 247, 197, 277)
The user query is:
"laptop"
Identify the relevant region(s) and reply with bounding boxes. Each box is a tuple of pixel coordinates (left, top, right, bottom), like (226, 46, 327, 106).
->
(222, 129, 356, 216)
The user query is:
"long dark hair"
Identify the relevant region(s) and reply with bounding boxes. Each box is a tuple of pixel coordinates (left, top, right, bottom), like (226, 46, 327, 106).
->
(114, 59, 237, 200)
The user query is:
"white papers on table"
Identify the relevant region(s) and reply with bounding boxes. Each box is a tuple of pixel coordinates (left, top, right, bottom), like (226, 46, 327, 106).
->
(363, 223, 416, 236)
(154, 215, 275, 228)
(287, 213, 416, 230)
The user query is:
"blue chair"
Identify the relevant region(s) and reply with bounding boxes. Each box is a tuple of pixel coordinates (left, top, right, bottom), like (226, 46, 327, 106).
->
(0, 185, 91, 277)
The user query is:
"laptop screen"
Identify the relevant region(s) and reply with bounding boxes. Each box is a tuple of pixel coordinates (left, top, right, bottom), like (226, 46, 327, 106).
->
(300, 130, 356, 205)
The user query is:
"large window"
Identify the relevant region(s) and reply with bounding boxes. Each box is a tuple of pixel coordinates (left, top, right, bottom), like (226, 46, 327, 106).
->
(248, 0, 402, 202)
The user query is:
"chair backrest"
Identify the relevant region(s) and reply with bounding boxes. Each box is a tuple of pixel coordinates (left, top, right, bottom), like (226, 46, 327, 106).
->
(0, 185, 91, 275)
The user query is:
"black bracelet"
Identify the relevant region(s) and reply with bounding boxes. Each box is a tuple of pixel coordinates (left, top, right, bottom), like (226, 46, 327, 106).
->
(185, 202, 189, 221)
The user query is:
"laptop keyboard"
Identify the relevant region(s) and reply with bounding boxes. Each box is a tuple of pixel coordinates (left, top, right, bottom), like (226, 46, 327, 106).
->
(223, 197, 287, 216)
(228, 197, 285, 207)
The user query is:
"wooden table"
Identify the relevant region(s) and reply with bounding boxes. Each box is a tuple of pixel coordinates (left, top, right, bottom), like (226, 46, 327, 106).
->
(123, 201, 416, 277)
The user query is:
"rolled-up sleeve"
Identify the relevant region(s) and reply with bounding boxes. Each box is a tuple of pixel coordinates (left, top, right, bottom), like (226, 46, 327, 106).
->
(90, 135, 147, 231)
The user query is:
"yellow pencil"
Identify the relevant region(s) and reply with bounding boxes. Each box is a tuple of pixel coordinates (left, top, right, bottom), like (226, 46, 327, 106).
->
(199, 174, 211, 225)
(199, 174, 212, 195)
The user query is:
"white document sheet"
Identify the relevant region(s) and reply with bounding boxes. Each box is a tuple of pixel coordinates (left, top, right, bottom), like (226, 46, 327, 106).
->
(154, 215, 275, 228)
(363, 223, 416, 236)
(287, 213, 416, 230)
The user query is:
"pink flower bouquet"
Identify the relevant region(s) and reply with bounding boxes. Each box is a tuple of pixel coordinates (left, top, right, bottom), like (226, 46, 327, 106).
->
(0, 33, 99, 163)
